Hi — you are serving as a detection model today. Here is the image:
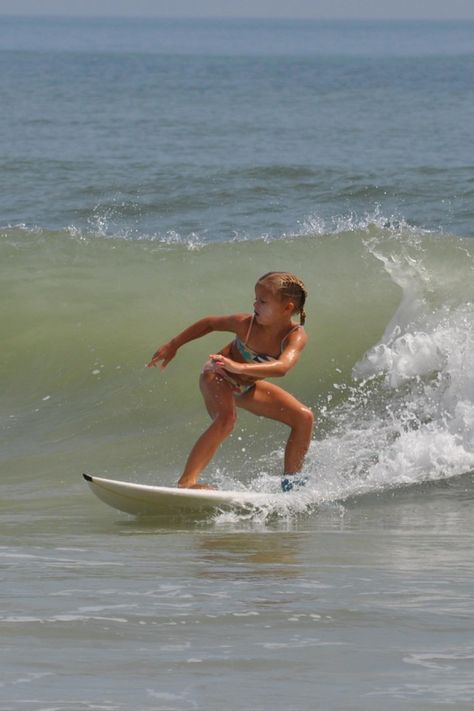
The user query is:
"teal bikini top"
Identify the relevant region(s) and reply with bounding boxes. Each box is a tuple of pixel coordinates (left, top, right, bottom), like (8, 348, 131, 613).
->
(234, 335, 278, 363)
(233, 316, 299, 364)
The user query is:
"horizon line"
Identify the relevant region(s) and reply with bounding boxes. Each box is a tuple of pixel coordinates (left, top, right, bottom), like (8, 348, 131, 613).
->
(1, 14, 474, 22)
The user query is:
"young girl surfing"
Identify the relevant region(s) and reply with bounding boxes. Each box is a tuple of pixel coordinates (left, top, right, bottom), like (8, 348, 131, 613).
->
(147, 272, 313, 491)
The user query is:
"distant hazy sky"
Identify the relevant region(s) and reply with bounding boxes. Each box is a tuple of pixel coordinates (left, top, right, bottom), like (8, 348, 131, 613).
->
(1, 0, 474, 19)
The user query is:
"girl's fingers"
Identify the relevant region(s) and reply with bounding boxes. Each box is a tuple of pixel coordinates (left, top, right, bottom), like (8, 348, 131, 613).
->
(147, 352, 163, 367)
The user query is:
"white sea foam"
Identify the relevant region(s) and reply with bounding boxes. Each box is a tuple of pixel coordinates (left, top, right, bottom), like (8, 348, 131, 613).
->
(298, 206, 431, 239)
(321, 234, 474, 500)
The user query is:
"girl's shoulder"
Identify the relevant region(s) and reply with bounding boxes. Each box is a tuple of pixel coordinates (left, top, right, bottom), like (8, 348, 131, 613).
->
(282, 322, 307, 349)
(207, 313, 252, 335)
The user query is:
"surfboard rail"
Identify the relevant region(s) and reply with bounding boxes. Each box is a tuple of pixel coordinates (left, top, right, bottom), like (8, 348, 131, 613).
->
(82, 473, 271, 516)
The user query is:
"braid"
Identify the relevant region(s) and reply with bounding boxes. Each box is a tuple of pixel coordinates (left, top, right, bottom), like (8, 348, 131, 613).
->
(257, 272, 308, 324)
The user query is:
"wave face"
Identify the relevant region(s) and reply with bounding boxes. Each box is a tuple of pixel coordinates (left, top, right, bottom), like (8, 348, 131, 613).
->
(2, 220, 473, 514)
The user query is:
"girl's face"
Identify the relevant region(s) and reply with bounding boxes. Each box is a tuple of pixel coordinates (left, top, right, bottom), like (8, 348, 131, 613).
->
(253, 283, 290, 325)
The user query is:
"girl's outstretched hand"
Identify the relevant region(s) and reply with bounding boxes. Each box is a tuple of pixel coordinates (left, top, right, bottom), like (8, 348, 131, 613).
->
(147, 341, 177, 369)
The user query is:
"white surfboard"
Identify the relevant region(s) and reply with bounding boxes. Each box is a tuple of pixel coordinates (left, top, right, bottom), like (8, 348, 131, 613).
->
(83, 473, 274, 516)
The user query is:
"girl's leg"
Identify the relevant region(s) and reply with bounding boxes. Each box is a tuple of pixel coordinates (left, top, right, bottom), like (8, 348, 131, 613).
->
(178, 371, 236, 488)
(236, 381, 313, 474)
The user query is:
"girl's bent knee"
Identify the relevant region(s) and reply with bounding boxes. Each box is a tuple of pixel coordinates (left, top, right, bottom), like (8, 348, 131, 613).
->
(214, 412, 236, 437)
(299, 406, 314, 430)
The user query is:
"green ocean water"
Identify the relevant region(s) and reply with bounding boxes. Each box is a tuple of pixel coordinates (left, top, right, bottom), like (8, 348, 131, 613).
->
(2, 221, 473, 499)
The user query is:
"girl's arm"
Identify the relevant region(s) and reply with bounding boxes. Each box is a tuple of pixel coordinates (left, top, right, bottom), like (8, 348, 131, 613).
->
(209, 328, 308, 379)
(147, 314, 247, 369)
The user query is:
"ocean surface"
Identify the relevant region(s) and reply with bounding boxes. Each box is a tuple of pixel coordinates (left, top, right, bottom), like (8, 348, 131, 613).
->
(1, 16, 474, 710)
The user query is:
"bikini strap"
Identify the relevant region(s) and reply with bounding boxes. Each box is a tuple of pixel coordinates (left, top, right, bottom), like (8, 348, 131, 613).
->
(243, 314, 254, 344)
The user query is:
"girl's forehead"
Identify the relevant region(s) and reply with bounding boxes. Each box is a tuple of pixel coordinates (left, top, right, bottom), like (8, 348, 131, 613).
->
(255, 283, 275, 297)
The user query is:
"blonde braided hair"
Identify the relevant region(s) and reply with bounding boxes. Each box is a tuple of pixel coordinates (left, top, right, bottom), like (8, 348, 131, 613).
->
(257, 272, 308, 325)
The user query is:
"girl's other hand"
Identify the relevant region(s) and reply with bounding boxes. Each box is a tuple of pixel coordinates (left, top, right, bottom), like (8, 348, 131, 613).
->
(209, 353, 242, 375)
